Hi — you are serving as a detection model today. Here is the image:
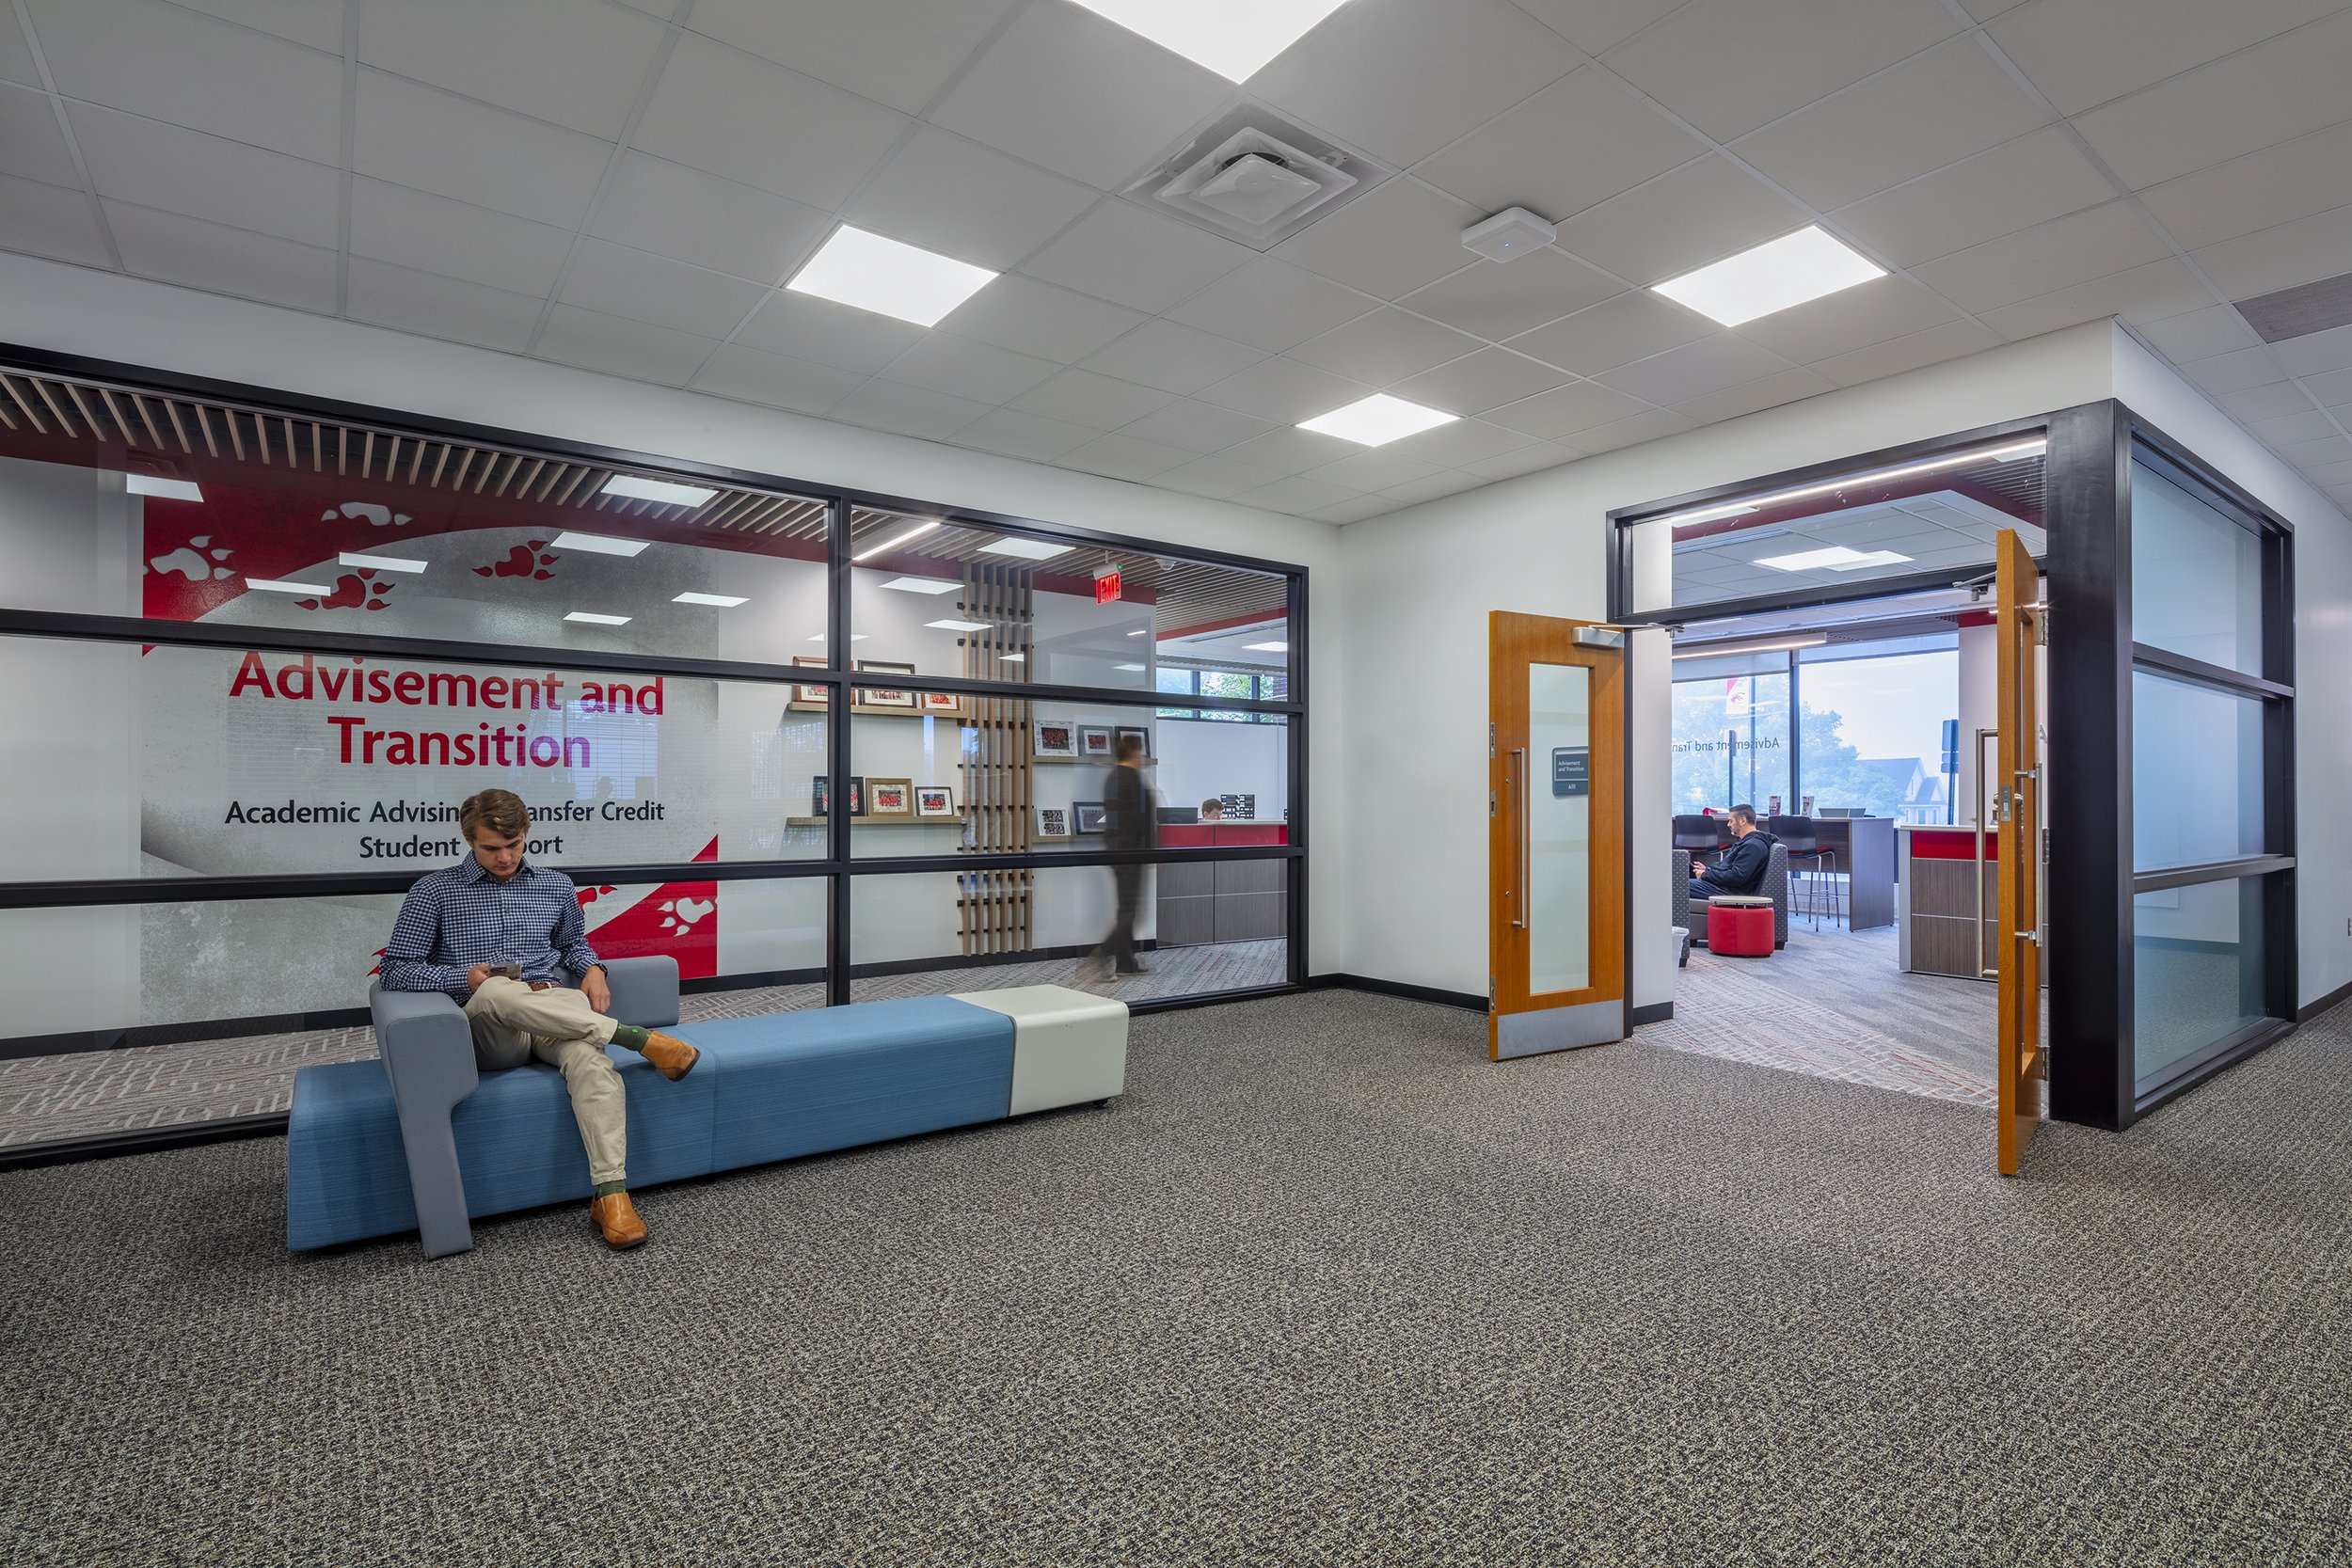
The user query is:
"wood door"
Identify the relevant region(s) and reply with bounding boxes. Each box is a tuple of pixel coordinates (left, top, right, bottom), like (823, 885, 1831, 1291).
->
(1488, 611, 1627, 1060)
(1995, 530, 2044, 1174)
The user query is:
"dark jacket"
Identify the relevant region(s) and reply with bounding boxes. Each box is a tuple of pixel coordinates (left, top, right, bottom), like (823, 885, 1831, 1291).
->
(1104, 763, 1152, 851)
(1697, 830, 1777, 895)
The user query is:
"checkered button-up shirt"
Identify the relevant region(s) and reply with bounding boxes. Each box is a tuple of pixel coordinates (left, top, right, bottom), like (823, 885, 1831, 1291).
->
(380, 857, 601, 1002)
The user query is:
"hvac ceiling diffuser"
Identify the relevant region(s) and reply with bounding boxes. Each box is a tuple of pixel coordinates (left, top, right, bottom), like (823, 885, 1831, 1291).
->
(1125, 103, 1386, 248)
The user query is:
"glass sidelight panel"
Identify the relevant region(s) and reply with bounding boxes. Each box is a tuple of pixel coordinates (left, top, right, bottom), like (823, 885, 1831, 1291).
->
(2132, 457, 2263, 676)
(2131, 669, 2265, 871)
(2133, 877, 2267, 1085)
(1526, 662, 1591, 995)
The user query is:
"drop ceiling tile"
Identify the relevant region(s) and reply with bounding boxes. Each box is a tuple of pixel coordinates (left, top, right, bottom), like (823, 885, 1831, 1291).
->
(26, 0, 342, 160)
(1219, 426, 1361, 475)
(1271, 177, 1486, 302)
(0, 85, 75, 187)
(2296, 368, 2352, 405)
(1411, 67, 1706, 222)
(1165, 260, 1376, 354)
(951, 408, 1104, 463)
(1021, 201, 1253, 314)
(1058, 434, 1192, 483)
(358, 0, 666, 142)
(1398, 249, 1622, 341)
(1597, 333, 1791, 404)
(928, 2, 1230, 191)
(1977, 258, 2212, 341)
(1008, 368, 1175, 430)
(1601, 0, 1960, 142)
(343, 257, 545, 354)
(1193, 357, 1374, 424)
(161, 0, 342, 51)
(2192, 205, 2352, 301)
(633, 34, 907, 210)
(1831, 125, 2118, 269)
(350, 177, 574, 296)
(689, 0, 1021, 116)
(1486, 380, 1651, 440)
(2249, 409, 2340, 446)
(1156, 455, 1287, 499)
(1302, 448, 1447, 492)
(2071, 8, 2352, 190)
(1811, 318, 2004, 387)
(1379, 417, 1538, 467)
(589, 151, 832, 282)
(2276, 434, 2352, 464)
(1511, 0, 1688, 55)
(354, 70, 612, 230)
(1909, 201, 2170, 313)
(1463, 441, 1586, 479)
(1289, 309, 1483, 385)
(1249, 0, 1581, 167)
(534, 304, 719, 386)
(734, 290, 926, 375)
(826, 378, 994, 441)
(2301, 451, 2352, 483)
(936, 276, 1146, 365)
(876, 332, 1060, 404)
(1729, 37, 2050, 212)
(843, 128, 1097, 273)
(103, 199, 338, 311)
(2213, 382, 2311, 422)
(1506, 290, 1713, 376)
(0, 18, 35, 88)
(1379, 467, 1489, 504)
(66, 102, 339, 248)
(1552, 156, 1812, 285)
(1115, 400, 1280, 455)
(2275, 324, 2352, 378)
(2181, 347, 2289, 396)
(1387, 345, 1572, 415)
(1078, 319, 1265, 394)
(1675, 366, 1836, 423)
(688, 342, 866, 415)
(0, 173, 111, 267)
(559, 239, 771, 338)
(1313, 495, 1405, 523)
(2138, 120, 2352, 253)
(1985, 0, 2341, 119)
(1738, 277, 1963, 363)
(1231, 475, 1363, 515)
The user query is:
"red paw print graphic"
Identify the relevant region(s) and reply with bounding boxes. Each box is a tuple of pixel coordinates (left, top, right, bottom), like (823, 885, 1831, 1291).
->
(475, 539, 556, 580)
(297, 570, 398, 613)
(577, 885, 618, 908)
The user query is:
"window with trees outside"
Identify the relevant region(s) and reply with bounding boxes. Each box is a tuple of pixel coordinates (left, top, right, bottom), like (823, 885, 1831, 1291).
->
(1796, 645, 1959, 823)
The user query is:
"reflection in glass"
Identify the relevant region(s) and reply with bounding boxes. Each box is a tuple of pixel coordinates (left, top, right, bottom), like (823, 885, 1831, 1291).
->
(1671, 670, 1791, 815)
(2132, 457, 2263, 675)
(1526, 663, 1590, 995)
(2132, 669, 2264, 872)
(2134, 878, 2267, 1085)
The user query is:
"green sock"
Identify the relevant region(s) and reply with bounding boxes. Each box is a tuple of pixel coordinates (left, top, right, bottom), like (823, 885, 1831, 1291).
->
(594, 1180, 627, 1198)
(611, 1024, 650, 1052)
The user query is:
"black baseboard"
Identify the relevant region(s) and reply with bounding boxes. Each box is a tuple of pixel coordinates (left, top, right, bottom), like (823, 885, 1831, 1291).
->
(849, 941, 1155, 980)
(0, 1112, 287, 1170)
(1629, 1001, 1674, 1026)
(2296, 977, 2352, 1023)
(0, 1006, 374, 1061)
(1310, 973, 1486, 1012)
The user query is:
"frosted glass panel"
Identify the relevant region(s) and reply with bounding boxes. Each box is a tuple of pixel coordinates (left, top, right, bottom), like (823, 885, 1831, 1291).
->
(2134, 878, 2266, 1084)
(2132, 669, 2263, 871)
(2132, 459, 2262, 674)
(1528, 662, 1590, 995)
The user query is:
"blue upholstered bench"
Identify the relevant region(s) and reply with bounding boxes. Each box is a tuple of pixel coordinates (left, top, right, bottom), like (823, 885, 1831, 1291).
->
(287, 957, 1127, 1258)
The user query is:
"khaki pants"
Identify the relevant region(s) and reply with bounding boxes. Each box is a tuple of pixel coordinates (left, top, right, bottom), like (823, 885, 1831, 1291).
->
(464, 977, 626, 1187)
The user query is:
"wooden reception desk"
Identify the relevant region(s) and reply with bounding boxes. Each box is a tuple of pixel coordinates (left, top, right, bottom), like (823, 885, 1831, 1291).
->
(1155, 823, 1287, 946)
(1899, 825, 2001, 978)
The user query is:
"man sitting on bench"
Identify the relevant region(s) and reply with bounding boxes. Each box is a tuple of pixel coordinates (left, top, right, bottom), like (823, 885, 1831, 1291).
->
(1689, 803, 1777, 905)
(380, 788, 698, 1250)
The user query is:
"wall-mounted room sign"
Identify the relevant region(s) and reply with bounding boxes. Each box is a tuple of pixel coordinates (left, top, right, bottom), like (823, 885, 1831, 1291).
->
(1551, 746, 1588, 797)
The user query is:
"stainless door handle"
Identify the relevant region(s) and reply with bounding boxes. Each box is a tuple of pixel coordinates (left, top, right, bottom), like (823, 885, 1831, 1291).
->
(1513, 747, 1530, 929)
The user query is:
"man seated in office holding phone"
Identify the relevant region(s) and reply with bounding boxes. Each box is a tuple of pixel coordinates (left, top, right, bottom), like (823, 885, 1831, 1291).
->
(380, 788, 699, 1251)
(1687, 803, 1778, 904)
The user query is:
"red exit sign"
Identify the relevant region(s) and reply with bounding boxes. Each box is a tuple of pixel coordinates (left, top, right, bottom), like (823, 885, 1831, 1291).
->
(1094, 567, 1122, 604)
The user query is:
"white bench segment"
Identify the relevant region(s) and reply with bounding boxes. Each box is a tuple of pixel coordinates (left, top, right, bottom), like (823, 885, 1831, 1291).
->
(951, 985, 1127, 1115)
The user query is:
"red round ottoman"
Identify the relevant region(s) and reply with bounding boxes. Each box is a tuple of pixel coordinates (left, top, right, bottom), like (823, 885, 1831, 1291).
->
(1707, 897, 1774, 957)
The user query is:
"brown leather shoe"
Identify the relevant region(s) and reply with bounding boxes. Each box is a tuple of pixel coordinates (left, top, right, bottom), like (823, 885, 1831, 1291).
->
(640, 1032, 699, 1081)
(589, 1192, 647, 1249)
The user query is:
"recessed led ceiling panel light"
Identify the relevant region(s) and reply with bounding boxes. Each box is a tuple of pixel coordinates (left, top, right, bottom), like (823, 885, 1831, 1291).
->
(1070, 0, 1357, 83)
(854, 519, 942, 562)
(245, 578, 332, 594)
(1115, 663, 1148, 672)
(1755, 546, 1890, 572)
(927, 619, 993, 632)
(1827, 549, 1912, 572)
(1651, 226, 1885, 326)
(599, 475, 716, 507)
(977, 536, 1074, 561)
(125, 474, 203, 502)
(1243, 641, 1289, 652)
(674, 592, 749, 607)
(340, 551, 427, 573)
(881, 576, 962, 595)
(565, 610, 632, 626)
(787, 225, 998, 327)
(551, 531, 652, 557)
(1297, 393, 1458, 448)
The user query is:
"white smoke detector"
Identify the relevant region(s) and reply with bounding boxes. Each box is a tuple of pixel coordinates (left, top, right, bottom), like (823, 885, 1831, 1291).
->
(1462, 206, 1556, 263)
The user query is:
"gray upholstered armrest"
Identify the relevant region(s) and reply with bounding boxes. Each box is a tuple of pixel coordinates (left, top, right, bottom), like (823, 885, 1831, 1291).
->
(589, 955, 680, 1028)
(370, 982, 482, 1259)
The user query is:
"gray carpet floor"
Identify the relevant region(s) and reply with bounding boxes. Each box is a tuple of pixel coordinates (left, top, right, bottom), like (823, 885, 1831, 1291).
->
(4, 990, 2346, 1566)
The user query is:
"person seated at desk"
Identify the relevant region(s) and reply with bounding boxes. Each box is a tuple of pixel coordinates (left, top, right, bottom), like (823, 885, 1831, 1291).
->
(1689, 803, 1777, 903)
(1199, 798, 1224, 822)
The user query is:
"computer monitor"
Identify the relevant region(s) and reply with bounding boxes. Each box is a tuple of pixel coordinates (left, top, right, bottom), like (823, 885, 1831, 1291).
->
(1157, 806, 1200, 825)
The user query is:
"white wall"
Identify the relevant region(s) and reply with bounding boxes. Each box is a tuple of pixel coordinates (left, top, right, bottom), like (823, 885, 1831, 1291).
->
(1155, 719, 1287, 819)
(0, 252, 1347, 975)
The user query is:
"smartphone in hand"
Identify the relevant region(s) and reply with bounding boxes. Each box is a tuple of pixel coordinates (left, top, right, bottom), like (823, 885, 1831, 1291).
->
(487, 963, 523, 980)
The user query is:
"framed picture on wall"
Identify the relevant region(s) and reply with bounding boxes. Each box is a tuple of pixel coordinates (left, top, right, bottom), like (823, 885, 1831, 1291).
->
(847, 775, 866, 817)
(914, 784, 957, 818)
(919, 689, 962, 719)
(1078, 725, 1114, 758)
(1034, 718, 1077, 757)
(812, 775, 830, 817)
(866, 777, 914, 819)
(1073, 800, 1106, 834)
(855, 659, 916, 709)
(1115, 725, 1151, 759)
(1036, 806, 1070, 838)
(791, 654, 829, 705)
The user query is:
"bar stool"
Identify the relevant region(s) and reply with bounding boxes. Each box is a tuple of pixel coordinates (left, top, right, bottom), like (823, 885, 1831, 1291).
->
(1673, 814, 1719, 872)
(1769, 815, 1840, 927)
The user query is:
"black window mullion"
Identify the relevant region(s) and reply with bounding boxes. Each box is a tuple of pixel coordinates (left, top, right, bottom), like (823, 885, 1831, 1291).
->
(825, 493, 851, 1008)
